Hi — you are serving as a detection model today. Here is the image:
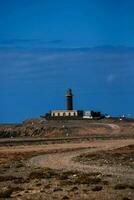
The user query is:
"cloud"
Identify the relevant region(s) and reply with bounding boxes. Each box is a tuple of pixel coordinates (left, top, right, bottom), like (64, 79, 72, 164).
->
(106, 74, 117, 82)
(0, 44, 134, 123)
(0, 44, 134, 89)
(0, 39, 63, 48)
(47, 40, 63, 44)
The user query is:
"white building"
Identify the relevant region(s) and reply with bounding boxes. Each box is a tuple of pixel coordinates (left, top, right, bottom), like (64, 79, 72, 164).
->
(50, 110, 79, 117)
(83, 111, 93, 119)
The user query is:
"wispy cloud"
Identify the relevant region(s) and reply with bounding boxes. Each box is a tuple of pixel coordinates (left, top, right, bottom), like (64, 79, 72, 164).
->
(47, 40, 63, 44)
(0, 43, 134, 122)
(106, 74, 117, 82)
(0, 44, 134, 89)
(0, 39, 63, 48)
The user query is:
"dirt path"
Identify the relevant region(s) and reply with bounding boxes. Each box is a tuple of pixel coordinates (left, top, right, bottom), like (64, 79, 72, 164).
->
(28, 139, 134, 180)
(0, 123, 121, 154)
(102, 123, 120, 133)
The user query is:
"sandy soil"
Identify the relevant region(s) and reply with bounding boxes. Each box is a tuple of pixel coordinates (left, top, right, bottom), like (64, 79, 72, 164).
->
(0, 139, 134, 200)
(0, 121, 134, 200)
(29, 140, 134, 180)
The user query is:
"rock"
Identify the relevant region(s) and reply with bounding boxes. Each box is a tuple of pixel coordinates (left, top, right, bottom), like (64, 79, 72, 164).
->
(0, 187, 13, 198)
(53, 187, 63, 192)
(62, 196, 69, 200)
(70, 186, 78, 191)
(114, 184, 128, 190)
(92, 186, 103, 191)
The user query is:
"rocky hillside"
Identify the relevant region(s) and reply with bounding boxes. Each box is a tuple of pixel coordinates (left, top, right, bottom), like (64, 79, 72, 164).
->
(0, 118, 134, 138)
(0, 118, 111, 138)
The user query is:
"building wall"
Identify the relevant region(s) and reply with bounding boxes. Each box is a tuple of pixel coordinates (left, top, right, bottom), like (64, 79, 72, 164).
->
(51, 110, 78, 117)
(83, 111, 92, 117)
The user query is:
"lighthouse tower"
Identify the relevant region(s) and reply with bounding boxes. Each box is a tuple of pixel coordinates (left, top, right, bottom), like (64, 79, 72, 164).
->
(66, 88, 73, 110)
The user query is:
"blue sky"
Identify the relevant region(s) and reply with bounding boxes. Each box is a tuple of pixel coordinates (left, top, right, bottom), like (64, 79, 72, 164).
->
(0, 0, 134, 122)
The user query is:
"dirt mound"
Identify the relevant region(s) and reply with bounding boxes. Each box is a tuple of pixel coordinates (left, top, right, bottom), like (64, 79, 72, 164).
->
(0, 118, 134, 139)
(0, 119, 111, 138)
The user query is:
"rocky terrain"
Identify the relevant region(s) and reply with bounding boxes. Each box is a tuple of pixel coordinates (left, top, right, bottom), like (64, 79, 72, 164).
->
(0, 119, 134, 200)
(0, 118, 134, 139)
(0, 140, 134, 200)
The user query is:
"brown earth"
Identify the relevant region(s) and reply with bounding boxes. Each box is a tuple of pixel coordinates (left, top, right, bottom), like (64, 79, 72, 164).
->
(0, 118, 134, 139)
(0, 139, 134, 200)
(0, 120, 134, 200)
(0, 120, 112, 138)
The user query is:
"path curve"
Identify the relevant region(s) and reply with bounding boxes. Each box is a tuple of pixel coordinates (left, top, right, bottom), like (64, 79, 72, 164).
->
(92, 123, 120, 134)
(29, 139, 134, 180)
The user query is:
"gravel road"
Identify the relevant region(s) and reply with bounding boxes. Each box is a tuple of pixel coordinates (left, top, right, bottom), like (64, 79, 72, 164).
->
(28, 139, 134, 180)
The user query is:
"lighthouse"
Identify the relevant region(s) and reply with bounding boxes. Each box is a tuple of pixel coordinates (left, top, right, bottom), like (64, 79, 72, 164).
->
(66, 88, 73, 110)
(48, 88, 84, 118)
